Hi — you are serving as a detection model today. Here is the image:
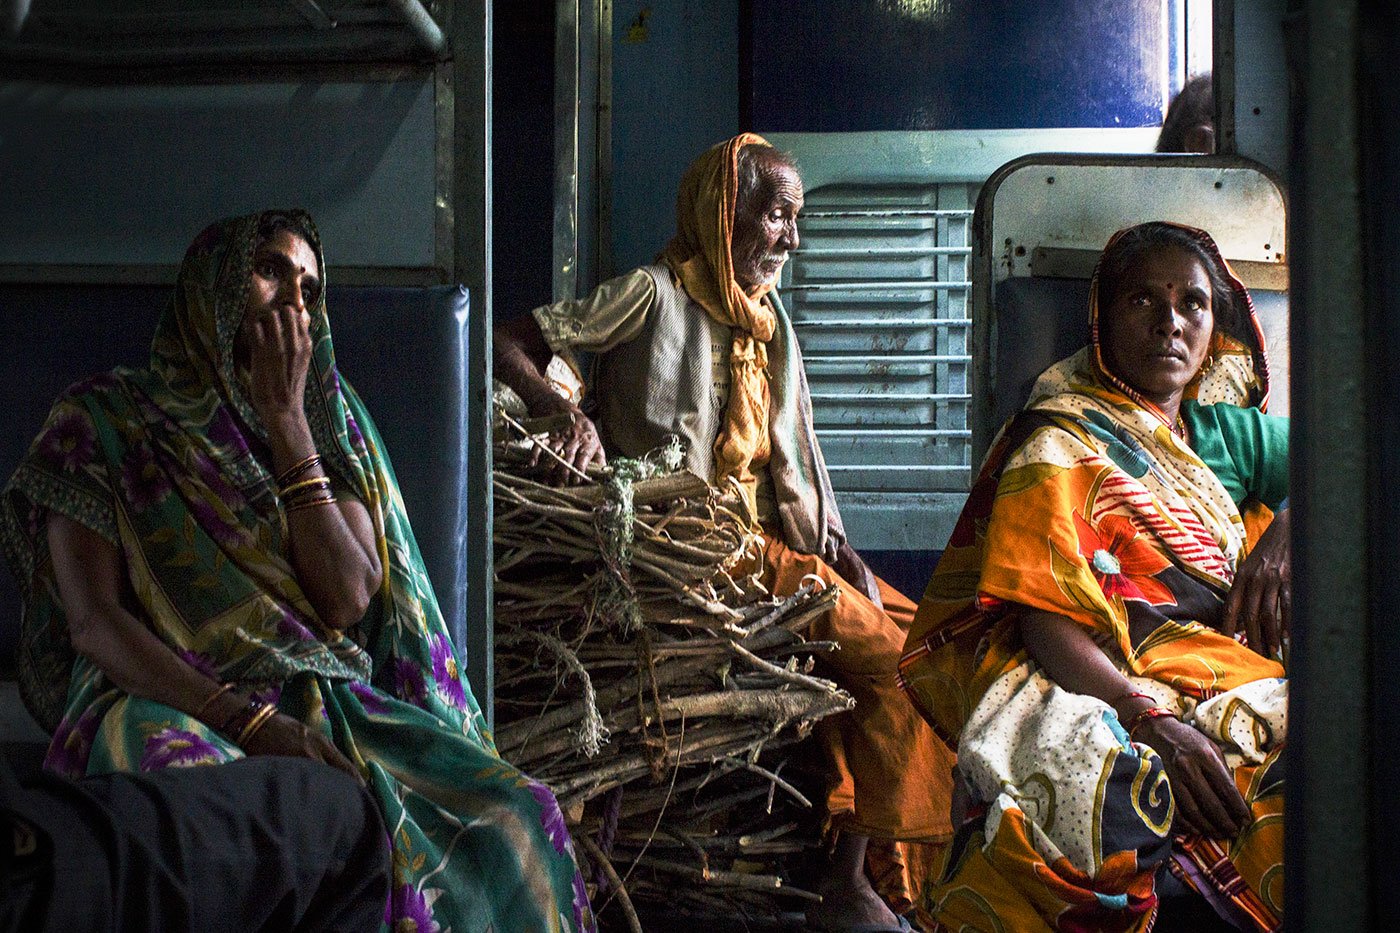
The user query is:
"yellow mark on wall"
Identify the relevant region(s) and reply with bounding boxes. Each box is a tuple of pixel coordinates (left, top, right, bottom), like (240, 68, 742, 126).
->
(622, 7, 651, 44)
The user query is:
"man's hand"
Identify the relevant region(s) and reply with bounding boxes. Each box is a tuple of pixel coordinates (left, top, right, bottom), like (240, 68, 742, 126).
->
(1222, 508, 1290, 659)
(830, 540, 883, 610)
(494, 313, 606, 485)
(244, 306, 313, 431)
(1136, 715, 1250, 839)
(529, 391, 606, 485)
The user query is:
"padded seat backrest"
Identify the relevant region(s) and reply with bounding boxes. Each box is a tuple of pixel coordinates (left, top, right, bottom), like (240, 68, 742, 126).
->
(0, 283, 470, 679)
(992, 277, 1089, 433)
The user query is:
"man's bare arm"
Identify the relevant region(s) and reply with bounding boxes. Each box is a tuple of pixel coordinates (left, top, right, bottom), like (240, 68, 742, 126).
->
(493, 313, 605, 483)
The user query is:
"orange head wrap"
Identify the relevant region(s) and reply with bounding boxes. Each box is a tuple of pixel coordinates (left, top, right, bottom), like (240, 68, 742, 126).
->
(661, 134, 790, 513)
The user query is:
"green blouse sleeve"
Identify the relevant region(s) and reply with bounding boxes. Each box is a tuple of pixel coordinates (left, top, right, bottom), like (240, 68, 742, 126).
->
(1182, 401, 1290, 510)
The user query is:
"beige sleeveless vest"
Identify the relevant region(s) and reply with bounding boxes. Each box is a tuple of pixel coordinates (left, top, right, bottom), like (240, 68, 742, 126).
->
(590, 264, 845, 558)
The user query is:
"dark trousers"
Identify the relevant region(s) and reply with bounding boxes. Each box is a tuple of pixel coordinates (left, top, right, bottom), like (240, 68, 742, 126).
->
(1, 757, 389, 933)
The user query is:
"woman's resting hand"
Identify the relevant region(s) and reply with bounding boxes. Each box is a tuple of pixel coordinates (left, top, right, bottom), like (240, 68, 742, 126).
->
(1137, 714, 1250, 839)
(1222, 507, 1290, 659)
(243, 711, 362, 783)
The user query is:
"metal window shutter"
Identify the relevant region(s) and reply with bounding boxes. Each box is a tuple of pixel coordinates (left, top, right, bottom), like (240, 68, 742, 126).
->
(782, 183, 975, 493)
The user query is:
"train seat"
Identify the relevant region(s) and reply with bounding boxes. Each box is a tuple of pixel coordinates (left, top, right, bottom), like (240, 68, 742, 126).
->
(972, 153, 1290, 462)
(0, 283, 473, 762)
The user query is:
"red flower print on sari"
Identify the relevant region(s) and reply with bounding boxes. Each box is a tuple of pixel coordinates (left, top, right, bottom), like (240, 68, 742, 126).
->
(1073, 512, 1177, 607)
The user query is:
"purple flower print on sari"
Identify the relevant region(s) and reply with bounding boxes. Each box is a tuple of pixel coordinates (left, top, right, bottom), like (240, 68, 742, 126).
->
(64, 371, 120, 397)
(141, 727, 225, 770)
(527, 780, 571, 857)
(345, 409, 366, 449)
(188, 494, 244, 548)
(45, 705, 102, 778)
(119, 443, 172, 511)
(176, 649, 219, 680)
(349, 681, 389, 715)
(572, 869, 593, 932)
(390, 883, 442, 933)
(249, 683, 283, 707)
(276, 609, 316, 641)
(37, 405, 96, 473)
(205, 405, 251, 458)
(393, 658, 427, 707)
(429, 634, 468, 710)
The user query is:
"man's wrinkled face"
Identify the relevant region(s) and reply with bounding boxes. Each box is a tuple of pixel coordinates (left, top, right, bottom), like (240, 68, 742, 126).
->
(731, 160, 803, 292)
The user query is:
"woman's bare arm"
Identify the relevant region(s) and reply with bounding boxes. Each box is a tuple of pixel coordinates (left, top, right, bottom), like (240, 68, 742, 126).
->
(47, 512, 358, 778)
(263, 413, 383, 630)
(49, 512, 224, 713)
(1222, 507, 1290, 657)
(1020, 608, 1138, 708)
(1019, 607, 1250, 837)
(243, 305, 383, 629)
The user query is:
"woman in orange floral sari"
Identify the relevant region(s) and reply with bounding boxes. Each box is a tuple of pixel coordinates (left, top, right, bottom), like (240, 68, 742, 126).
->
(899, 223, 1288, 932)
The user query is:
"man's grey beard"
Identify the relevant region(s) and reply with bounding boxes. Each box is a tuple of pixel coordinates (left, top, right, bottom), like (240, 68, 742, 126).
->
(757, 254, 786, 283)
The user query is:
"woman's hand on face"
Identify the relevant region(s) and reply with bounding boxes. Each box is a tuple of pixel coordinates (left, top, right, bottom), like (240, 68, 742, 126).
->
(1137, 715, 1251, 839)
(242, 710, 362, 783)
(244, 307, 313, 431)
(1222, 507, 1290, 659)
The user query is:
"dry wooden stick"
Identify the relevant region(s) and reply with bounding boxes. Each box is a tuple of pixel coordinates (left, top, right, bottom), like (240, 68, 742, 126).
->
(575, 833, 643, 933)
(497, 410, 596, 484)
(725, 640, 846, 698)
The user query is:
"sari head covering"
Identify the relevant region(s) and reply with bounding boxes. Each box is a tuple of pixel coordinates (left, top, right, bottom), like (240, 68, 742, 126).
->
(0, 210, 595, 932)
(1088, 220, 1272, 430)
(661, 132, 781, 513)
(898, 221, 1286, 932)
(0, 209, 464, 734)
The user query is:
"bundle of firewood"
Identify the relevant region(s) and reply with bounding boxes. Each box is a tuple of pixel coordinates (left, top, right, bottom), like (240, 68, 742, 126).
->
(493, 414, 852, 928)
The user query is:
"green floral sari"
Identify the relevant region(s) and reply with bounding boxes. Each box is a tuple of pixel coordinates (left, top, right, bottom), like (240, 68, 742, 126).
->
(0, 210, 593, 933)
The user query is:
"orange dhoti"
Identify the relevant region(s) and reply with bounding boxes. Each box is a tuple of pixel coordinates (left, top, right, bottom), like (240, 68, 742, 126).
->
(759, 533, 955, 912)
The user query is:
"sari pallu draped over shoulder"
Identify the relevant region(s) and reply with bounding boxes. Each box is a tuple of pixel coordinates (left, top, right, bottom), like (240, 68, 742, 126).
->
(0, 211, 594, 933)
(898, 224, 1285, 933)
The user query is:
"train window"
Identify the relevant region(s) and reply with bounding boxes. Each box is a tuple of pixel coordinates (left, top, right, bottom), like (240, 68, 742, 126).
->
(783, 182, 975, 494)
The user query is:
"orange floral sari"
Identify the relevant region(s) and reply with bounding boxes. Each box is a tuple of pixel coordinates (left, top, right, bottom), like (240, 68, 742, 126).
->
(899, 225, 1285, 932)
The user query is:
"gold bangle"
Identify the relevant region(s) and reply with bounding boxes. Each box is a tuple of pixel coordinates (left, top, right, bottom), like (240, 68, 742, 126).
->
(276, 454, 322, 488)
(281, 476, 332, 499)
(237, 702, 279, 746)
(194, 682, 233, 720)
(286, 494, 338, 514)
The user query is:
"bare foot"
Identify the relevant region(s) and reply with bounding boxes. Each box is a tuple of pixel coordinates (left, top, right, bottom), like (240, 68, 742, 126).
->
(805, 832, 906, 931)
(806, 877, 905, 931)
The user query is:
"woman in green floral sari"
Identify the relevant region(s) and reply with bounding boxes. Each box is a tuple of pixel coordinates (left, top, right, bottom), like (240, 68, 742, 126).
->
(0, 210, 593, 932)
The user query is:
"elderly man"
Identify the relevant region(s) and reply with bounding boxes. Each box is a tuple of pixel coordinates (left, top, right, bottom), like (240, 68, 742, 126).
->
(495, 134, 953, 931)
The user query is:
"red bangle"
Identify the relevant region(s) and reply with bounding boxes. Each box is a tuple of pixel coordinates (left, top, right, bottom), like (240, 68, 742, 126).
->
(1127, 705, 1177, 736)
